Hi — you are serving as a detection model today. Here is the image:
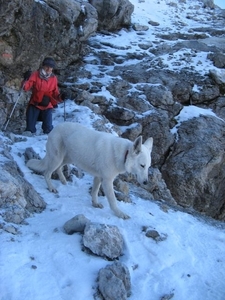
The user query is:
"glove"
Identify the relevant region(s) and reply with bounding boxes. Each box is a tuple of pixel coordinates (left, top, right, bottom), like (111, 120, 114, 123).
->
(60, 91, 69, 101)
(39, 95, 50, 107)
(23, 70, 32, 81)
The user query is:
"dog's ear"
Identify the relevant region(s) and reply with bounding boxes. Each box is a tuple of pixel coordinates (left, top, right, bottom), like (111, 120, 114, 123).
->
(144, 137, 153, 152)
(133, 136, 142, 154)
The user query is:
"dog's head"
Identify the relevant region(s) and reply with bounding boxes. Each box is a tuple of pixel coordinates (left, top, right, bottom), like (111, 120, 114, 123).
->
(125, 136, 153, 185)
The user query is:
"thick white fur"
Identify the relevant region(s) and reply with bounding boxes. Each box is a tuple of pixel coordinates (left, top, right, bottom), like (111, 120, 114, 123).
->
(27, 122, 153, 219)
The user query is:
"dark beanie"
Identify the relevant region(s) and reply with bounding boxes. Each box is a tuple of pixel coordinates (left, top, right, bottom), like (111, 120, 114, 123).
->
(42, 57, 56, 68)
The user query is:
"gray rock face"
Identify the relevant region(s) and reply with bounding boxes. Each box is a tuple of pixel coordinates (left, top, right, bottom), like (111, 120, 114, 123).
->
(0, 0, 98, 78)
(83, 223, 124, 259)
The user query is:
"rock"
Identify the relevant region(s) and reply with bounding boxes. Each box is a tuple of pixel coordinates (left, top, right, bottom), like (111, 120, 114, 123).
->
(141, 111, 175, 166)
(161, 115, 225, 220)
(208, 52, 225, 68)
(121, 123, 143, 140)
(24, 147, 41, 162)
(83, 223, 124, 259)
(201, 0, 215, 9)
(63, 214, 90, 234)
(209, 69, 225, 85)
(90, 0, 134, 31)
(4, 225, 18, 235)
(0, 163, 46, 223)
(145, 229, 167, 242)
(0, 139, 46, 224)
(0, 0, 98, 79)
(132, 24, 149, 31)
(191, 84, 220, 104)
(146, 168, 176, 205)
(145, 229, 160, 239)
(97, 261, 131, 300)
(208, 96, 225, 120)
(105, 106, 135, 124)
(148, 20, 160, 26)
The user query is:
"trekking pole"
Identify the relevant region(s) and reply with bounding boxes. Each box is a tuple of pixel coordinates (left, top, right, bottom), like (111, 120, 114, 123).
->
(3, 82, 25, 131)
(64, 99, 66, 122)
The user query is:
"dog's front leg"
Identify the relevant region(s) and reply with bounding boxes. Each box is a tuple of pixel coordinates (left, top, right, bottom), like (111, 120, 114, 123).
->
(102, 179, 130, 219)
(91, 177, 103, 208)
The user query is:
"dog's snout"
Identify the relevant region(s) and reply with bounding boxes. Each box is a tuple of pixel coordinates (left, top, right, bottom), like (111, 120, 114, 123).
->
(143, 180, 148, 185)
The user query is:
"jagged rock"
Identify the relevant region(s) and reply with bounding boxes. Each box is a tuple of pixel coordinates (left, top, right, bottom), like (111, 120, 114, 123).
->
(208, 96, 225, 120)
(191, 84, 220, 104)
(161, 115, 225, 220)
(209, 69, 225, 85)
(97, 261, 131, 300)
(141, 111, 175, 166)
(90, 0, 134, 31)
(105, 106, 135, 124)
(120, 122, 143, 140)
(208, 52, 225, 68)
(83, 223, 124, 259)
(0, 136, 46, 225)
(0, 160, 46, 224)
(146, 168, 176, 205)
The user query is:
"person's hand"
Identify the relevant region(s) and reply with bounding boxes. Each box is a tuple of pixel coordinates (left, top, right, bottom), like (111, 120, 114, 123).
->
(23, 70, 32, 81)
(60, 91, 70, 101)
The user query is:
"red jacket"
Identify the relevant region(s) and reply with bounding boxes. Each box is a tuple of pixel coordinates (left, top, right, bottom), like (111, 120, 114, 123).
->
(23, 70, 60, 110)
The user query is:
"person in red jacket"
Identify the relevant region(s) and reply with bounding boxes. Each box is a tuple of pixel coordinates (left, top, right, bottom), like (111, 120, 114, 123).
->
(23, 57, 62, 135)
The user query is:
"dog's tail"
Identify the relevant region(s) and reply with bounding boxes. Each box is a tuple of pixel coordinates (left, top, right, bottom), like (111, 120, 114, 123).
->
(26, 158, 46, 173)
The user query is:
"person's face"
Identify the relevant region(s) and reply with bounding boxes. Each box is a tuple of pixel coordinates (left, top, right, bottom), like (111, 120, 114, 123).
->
(43, 65, 53, 74)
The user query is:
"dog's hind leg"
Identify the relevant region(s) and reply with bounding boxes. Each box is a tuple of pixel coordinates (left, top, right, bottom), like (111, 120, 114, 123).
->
(102, 178, 130, 219)
(44, 158, 63, 193)
(56, 166, 67, 185)
(91, 177, 103, 208)
(44, 169, 58, 193)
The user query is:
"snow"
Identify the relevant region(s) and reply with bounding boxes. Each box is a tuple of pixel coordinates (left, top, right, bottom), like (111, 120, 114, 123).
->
(170, 105, 224, 135)
(1, 1, 225, 300)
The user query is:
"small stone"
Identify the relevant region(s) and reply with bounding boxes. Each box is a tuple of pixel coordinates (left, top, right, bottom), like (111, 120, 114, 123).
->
(63, 214, 90, 234)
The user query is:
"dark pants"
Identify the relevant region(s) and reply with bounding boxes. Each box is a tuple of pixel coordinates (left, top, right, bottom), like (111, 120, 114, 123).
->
(26, 105, 53, 134)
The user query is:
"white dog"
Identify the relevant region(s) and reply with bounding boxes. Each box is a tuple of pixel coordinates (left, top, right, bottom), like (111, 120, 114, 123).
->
(27, 122, 153, 219)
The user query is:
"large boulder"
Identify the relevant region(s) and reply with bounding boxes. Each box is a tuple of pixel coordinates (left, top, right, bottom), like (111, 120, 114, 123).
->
(161, 115, 225, 220)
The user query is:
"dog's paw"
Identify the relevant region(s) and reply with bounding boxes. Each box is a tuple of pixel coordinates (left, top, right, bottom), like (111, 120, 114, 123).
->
(92, 203, 104, 209)
(49, 187, 58, 193)
(116, 211, 130, 219)
(121, 213, 130, 220)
